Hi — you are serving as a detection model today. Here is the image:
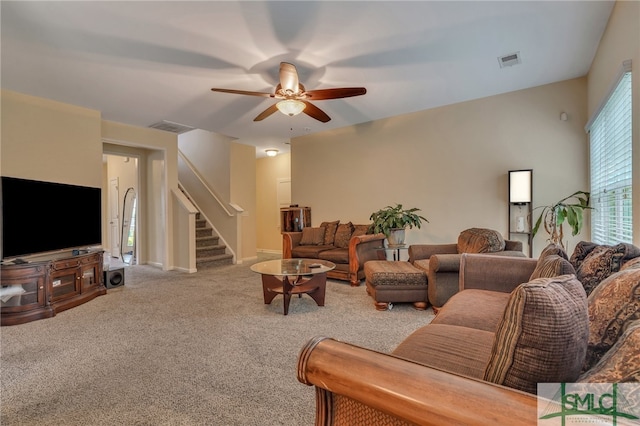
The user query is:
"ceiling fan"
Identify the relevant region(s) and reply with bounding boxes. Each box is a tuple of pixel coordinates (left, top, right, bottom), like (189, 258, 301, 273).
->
(211, 62, 366, 123)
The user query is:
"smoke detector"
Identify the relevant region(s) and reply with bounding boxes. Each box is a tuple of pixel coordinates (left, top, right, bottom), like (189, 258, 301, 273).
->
(148, 120, 195, 134)
(498, 52, 521, 68)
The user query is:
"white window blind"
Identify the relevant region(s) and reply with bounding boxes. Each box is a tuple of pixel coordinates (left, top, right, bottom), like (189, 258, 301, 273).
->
(588, 65, 632, 245)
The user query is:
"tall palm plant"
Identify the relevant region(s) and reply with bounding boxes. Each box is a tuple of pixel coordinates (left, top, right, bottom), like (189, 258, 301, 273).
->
(531, 191, 592, 249)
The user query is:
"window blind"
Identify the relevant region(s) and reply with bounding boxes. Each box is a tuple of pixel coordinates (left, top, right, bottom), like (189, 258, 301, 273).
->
(588, 68, 632, 245)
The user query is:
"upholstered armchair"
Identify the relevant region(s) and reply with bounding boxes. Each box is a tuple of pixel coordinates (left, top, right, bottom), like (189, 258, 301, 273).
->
(409, 228, 526, 310)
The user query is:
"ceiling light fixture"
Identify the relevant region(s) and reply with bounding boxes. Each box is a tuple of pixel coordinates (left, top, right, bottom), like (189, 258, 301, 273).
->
(265, 149, 279, 157)
(276, 99, 306, 116)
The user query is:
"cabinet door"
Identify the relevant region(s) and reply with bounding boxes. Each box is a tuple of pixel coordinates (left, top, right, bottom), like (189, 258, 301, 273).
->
(50, 269, 81, 302)
(80, 263, 100, 291)
(0, 265, 47, 312)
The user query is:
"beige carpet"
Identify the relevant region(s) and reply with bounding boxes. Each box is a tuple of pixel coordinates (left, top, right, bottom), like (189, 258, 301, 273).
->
(1, 255, 434, 425)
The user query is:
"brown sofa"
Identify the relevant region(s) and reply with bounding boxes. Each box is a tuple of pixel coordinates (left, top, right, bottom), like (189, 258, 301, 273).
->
(409, 227, 526, 310)
(282, 221, 385, 286)
(297, 242, 640, 425)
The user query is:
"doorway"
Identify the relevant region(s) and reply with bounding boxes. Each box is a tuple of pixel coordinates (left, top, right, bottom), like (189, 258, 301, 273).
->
(104, 154, 139, 266)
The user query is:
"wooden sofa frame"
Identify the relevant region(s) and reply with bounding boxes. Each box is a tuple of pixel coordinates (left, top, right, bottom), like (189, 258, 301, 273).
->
(283, 232, 385, 286)
(297, 336, 538, 426)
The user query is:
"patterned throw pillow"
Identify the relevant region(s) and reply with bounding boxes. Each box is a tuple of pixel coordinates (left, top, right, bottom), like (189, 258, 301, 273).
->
(351, 224, 370, 238)
(320, 221, 340, 245)
(483, 274, 588, 394)
(299, 227, 326, 245)
(334, 222, 354, 248)
(582, 267, 640, 372)
(569, 241, 599, 269)
(529, 254, 576, 281)
(457, 228, 505, 254)
(573, 243, 640, 295)
(579, 319, 640, 382)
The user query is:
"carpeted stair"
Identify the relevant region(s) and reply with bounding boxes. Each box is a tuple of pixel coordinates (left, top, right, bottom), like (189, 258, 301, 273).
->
(196, 213, 233, 268)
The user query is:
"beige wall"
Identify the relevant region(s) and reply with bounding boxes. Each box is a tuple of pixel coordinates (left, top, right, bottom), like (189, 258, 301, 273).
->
(291, 78, 589, 257)
(587, 0, 640, 247)
(231, 142, 258, 261)
(256, 153, 291, 253)
(178, 129, 234, 201)
(1, 90, 102, 187)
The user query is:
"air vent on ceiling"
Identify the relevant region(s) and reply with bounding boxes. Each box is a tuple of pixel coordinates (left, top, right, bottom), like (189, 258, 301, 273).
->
(498, 51, 521, 68)
(148, 120, 195, 134)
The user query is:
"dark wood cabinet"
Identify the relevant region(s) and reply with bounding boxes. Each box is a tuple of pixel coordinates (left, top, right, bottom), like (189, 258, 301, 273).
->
(280, 207, 311, 232)
(1, 251, 106, 326)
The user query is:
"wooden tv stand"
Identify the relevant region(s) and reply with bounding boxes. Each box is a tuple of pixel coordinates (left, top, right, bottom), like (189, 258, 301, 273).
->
(1, 251, 106, 326)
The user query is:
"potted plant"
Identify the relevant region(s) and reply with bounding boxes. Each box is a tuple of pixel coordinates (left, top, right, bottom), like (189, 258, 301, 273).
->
(531, 190, 592, 249)
(369, 204, 428, 246)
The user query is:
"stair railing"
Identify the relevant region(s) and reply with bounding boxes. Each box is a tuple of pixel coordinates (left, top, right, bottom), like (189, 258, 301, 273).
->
(177, 151, 241, 264)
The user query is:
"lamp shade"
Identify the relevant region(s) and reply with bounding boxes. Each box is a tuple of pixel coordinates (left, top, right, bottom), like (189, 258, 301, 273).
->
(276, 99, 306, 116)
(509, 170, 532, 203)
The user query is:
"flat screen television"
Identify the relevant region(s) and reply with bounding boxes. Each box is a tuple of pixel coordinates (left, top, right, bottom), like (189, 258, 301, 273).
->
(1, 176, 102, 259)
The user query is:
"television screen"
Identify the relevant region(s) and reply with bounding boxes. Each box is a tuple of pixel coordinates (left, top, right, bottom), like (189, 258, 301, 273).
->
(1, 176, 102, 259)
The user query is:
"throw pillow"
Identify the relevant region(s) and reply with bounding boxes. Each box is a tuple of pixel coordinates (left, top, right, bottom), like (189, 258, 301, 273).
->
(299, 227, 326, 245)
(457, 228, 505, 254)
(574, 243, 640, 295)
(539, 243, 569, 261)
(529, 254, 576, 281)
(582, 267, 640, 372)
(334, 222, 354, 249)
(569, 241, 599, 269)
(320, 220, 340, 245)
(579, 319, 640, 383)
(483, 274, 588, 394)
(621, 256, 640, 271)
(351, 224, 370, 238)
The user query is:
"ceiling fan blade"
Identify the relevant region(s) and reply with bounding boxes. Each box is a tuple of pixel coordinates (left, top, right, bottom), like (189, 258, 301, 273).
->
(253, 104, 279, 121)
(302, 101, 331, 123)
(279, 62, 299, 94)
(211, 88, 274, 98)
(305, 87, 367, 101)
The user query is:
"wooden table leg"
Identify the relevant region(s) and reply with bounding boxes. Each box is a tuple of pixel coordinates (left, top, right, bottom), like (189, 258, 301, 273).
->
(261, 273, 327, 315)
(302, 273, 326, 307)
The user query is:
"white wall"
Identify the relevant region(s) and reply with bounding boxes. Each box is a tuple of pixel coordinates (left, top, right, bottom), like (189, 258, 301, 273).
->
(291, 78, 589, 257)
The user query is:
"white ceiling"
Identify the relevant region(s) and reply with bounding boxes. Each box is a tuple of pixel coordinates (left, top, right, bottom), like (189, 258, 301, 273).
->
(1, 1, 615, 157)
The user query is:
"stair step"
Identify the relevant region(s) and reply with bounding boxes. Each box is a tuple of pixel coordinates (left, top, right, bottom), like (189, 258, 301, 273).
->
(196, 236, 219, 247)
(196, 228, 213, 238)
(196, 245, 227, 258)
(196, 253, 234, 268)
(192, 212, 232, 268)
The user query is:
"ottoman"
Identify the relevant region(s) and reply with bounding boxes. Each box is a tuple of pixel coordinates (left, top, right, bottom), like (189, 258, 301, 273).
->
(364, 260, 428, 311)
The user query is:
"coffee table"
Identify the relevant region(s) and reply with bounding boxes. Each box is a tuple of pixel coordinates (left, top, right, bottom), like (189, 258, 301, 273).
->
(250, 259, 336, 315)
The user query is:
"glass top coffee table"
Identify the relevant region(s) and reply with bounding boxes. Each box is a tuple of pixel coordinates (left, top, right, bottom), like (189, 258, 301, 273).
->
(250, 259, 336, 315)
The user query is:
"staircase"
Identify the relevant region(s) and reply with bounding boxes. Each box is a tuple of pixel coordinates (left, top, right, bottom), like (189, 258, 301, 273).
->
(195, 213, 233, 268)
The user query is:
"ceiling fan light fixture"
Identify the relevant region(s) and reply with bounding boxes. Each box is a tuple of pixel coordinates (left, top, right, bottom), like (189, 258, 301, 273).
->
(276, 99, 306, 116)
(265, 149, 279, 157)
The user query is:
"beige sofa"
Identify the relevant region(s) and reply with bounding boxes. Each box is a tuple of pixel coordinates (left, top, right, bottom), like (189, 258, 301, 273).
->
(297, 242, 640, 425)
(282, 221, 385, 286)
(409, 227, 526, 310)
